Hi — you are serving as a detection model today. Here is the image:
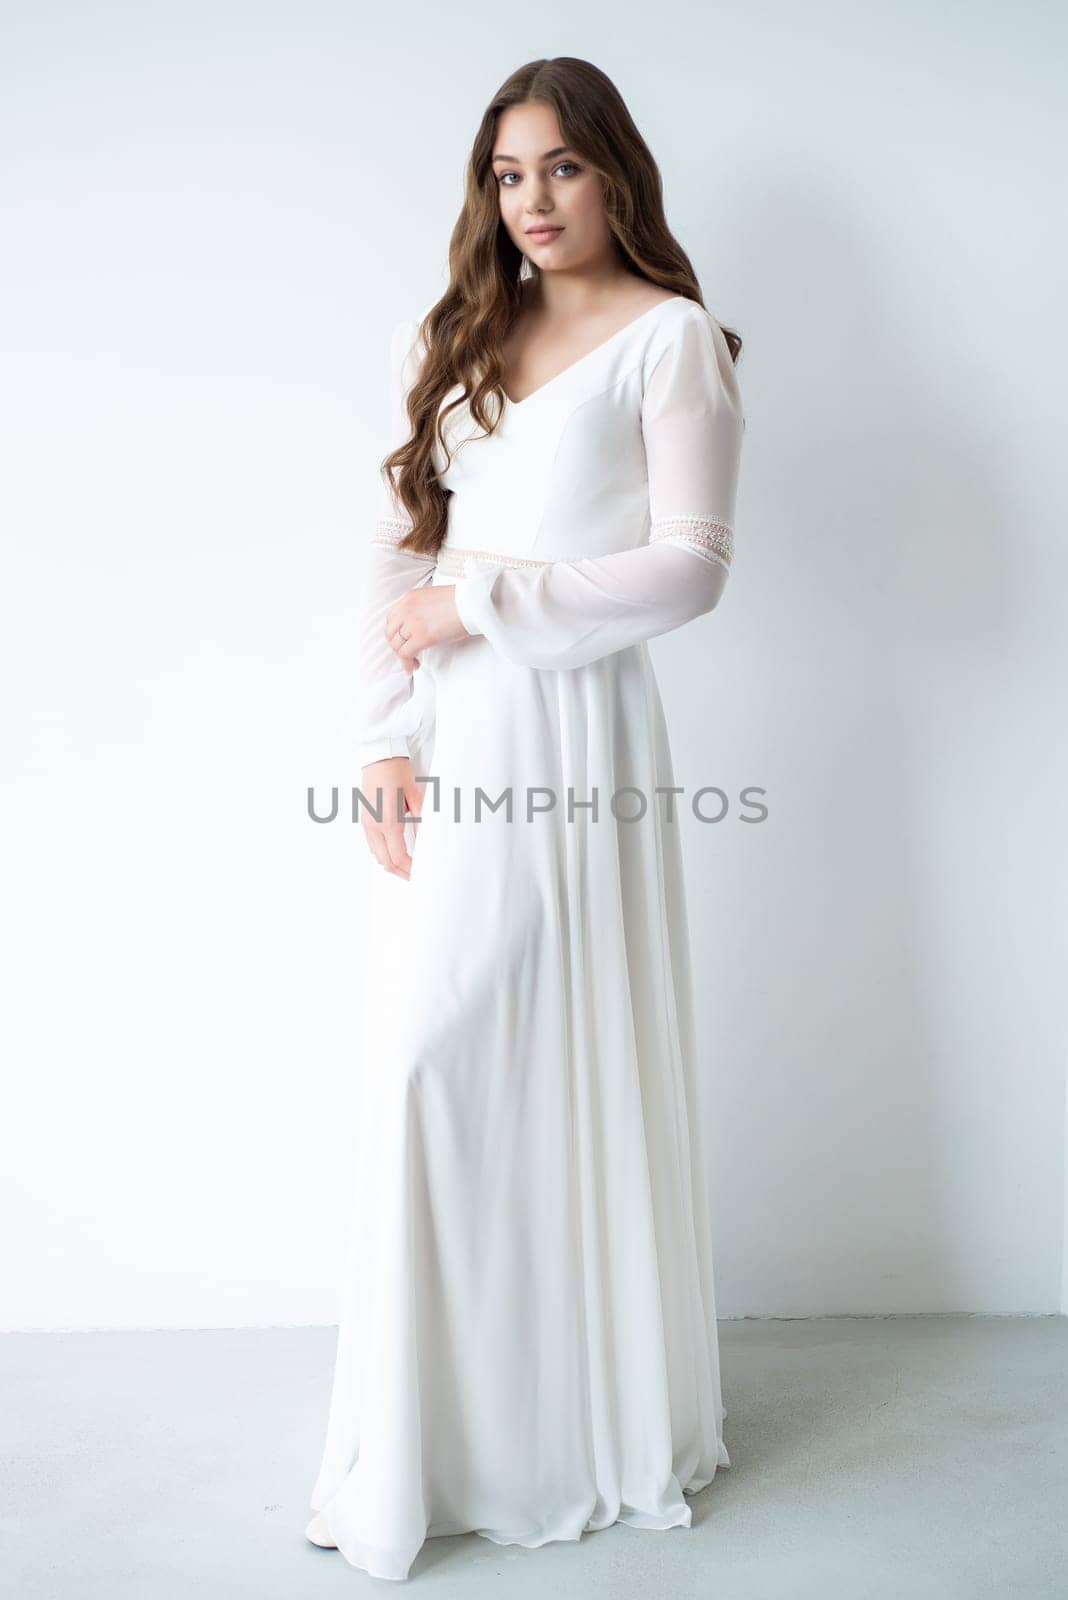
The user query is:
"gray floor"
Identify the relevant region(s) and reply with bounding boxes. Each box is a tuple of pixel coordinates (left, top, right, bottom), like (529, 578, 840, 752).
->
(2, 1316, 1065, 1598)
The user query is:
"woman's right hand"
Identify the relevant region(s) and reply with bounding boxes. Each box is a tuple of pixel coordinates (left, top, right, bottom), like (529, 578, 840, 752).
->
(360, 756, 424, 880)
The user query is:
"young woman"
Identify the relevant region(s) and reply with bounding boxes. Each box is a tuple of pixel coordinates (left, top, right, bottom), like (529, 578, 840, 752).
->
(306, 55, 745, 1583)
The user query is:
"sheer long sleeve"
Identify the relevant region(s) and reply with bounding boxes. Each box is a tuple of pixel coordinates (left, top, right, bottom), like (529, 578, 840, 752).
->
(357, 318, 437, 768)
(450, 307, 745, 670)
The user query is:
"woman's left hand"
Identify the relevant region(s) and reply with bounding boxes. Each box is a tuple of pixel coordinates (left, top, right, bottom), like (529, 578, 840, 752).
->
(385, 584, 471, 673)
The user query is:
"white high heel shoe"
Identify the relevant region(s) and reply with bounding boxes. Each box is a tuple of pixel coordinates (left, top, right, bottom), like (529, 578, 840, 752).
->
(304, 1513, 338, 1549)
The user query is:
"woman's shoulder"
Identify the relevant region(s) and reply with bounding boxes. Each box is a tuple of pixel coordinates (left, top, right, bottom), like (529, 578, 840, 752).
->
(642, 294, 728, 358)
(642, 295, 738, 382)
(640, 296, 743, 419)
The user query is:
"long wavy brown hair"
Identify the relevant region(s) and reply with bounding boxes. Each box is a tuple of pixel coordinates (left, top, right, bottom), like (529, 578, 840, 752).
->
(383, 56, 743, 557)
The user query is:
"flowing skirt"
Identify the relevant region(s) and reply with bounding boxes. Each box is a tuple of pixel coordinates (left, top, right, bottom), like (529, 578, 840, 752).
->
(306, 620, 730, 1581)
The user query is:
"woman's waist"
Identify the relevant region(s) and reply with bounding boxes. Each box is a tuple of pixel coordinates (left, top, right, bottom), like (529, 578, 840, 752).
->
(434, 537, 645, 579)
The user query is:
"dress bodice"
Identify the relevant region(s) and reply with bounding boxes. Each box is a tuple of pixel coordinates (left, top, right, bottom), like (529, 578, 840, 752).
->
(357, 293, 745, 764)
(427, 296, 737, 567)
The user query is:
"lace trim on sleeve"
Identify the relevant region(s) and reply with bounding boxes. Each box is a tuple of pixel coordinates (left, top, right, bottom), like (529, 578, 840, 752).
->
(649, 515, 734, 571)
(371, 516, 416, 550)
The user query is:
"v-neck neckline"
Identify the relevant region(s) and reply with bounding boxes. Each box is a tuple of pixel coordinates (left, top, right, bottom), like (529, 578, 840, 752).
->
(501, 295, 690, 410)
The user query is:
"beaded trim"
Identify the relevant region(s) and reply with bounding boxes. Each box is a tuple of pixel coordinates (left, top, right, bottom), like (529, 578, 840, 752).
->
(435, 545, 550, 576)
(649, 516, 733, 571)
(378, 526, 735, 574)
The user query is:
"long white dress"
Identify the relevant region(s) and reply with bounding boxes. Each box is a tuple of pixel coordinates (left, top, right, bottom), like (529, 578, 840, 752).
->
(306, 293, 745, 1582)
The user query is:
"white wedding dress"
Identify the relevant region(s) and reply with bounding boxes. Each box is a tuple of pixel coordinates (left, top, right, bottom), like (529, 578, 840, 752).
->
(306, 294, 745, 1581)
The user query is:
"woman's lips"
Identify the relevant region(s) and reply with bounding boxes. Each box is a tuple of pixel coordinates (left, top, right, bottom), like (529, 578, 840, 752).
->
(526, 227, 563, 243)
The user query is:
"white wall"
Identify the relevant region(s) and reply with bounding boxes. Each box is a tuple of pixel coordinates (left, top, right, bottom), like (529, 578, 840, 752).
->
(1, 1, 1064, 1329)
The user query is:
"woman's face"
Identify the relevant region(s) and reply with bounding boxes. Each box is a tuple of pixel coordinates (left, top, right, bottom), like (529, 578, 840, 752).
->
(492, 101, 613, 274)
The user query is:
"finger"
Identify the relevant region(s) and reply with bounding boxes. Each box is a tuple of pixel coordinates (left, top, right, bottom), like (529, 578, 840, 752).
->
(404, 775, 425, 818)
(377, 780, 415, 868)
(382, 824, 413, 877)
(365, 831, 392, 871)
(393, 632, 422, 663)
(365, 827, 410, 880)
(388, 631, 421, 672)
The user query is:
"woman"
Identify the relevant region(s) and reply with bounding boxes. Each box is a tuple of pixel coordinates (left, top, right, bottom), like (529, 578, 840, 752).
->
(306, 55, 745, 1582)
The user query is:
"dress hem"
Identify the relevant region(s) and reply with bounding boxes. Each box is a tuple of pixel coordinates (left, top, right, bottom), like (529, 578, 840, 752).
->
(305, 1445, 731, 1583)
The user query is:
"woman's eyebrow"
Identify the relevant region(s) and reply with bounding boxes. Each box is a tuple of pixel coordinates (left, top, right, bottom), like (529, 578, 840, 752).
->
(491, 146, 574, 164)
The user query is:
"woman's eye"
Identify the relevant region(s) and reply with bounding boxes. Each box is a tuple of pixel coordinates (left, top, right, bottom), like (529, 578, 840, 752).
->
(497, 162, 581, 186)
